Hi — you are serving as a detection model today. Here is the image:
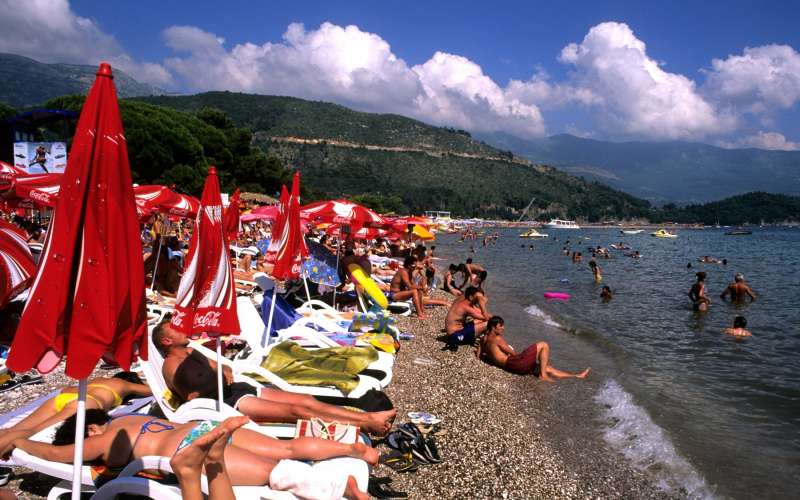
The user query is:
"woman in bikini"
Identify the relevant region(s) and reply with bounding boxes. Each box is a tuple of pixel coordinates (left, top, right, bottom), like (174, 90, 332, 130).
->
(8, 411, 374, 500)
(0, 372, 151, 452)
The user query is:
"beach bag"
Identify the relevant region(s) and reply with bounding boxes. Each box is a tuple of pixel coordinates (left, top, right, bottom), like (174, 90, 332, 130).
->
(295, 418, 359, 444)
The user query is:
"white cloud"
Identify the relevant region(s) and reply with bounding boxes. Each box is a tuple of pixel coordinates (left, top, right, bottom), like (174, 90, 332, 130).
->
(556, 22, 734, 139)
(0, 0, 172, 87)
(162, 22, 547, 138)
(505, 71, 600, 109)
(704, 44, 800, 114)
(720, 131, 800, 151)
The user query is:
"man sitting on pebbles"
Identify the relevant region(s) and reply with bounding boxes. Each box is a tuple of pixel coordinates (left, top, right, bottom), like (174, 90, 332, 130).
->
(477, 316, 590, 382)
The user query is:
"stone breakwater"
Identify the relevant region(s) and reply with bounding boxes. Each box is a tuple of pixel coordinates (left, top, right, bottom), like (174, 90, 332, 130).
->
(380, 293, 674, 499)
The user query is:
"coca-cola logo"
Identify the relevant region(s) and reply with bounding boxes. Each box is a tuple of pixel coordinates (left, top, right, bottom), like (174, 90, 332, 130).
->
(193, 311, 221, 329)
(170, 310, 185, 327)
(30, 191, 50, 204)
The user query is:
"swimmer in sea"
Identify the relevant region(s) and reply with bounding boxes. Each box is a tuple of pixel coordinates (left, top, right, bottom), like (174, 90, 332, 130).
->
(589, 259, 602, 282)
(720, 273, 756, 302)
(600, 285, 613, 300)
(689, 271, 711, 311)
(724, 315, 752, 338)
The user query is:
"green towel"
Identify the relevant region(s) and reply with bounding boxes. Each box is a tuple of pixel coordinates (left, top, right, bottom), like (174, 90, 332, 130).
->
(254, 341, 378, 394)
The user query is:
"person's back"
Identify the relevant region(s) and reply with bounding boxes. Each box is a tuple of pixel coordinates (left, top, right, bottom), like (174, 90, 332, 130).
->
(721, 273, 756, 302)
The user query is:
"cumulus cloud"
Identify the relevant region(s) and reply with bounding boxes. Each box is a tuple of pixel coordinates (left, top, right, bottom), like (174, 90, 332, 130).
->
(0, 0, 172, 87)
(704, 44, 800, 114)
(162, 22, 547, 138)
(556, 22, 734, 139)
(720, 131, 800, 151)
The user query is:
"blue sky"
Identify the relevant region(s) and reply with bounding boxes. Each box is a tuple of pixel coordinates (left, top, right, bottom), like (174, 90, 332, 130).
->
(3, 0, 800, 149)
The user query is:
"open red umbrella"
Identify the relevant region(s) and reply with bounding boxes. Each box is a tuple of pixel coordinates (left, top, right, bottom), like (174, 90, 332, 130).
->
(223, 188, 241, 242)
(301, 199, 385, 228)
(327, 224, 388, 240)
(0, 220, 35, 309)
(170, 166, 239, 410)
(13, 173, 61, 207)
(240, 204, 280, 222)
(5, 63, 147, 499)
(133, 184, 199, 219)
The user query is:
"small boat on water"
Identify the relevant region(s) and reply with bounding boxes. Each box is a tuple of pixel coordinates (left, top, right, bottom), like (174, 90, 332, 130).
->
(545, 219, 580, 229)
(620, 229, 644, 235)
(519, 228, 548, 238)
(725, 229, 752, 235)
(651, 229, 678, 238)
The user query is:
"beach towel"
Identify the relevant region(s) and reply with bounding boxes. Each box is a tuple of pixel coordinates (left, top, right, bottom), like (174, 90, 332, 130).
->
(257, 341, 378, 393)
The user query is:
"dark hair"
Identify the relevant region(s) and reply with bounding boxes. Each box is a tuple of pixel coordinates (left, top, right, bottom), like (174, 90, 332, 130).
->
(448, 264, 457, 271)
(466, 258, 473, 264)
(152, 319, 172, 356)
(476, 270, 487, 281)
(403, 255, 417, 268)
(696, 272, 707, 281)
(54, 409, 110, 446)
(733, 316, 747, 328)
(589, 261, 597, 269)
(113, 371, 144, 385)
(457, 263, 467, 273)
(464, 286, 482, 299)
(487, 316, 504, 331)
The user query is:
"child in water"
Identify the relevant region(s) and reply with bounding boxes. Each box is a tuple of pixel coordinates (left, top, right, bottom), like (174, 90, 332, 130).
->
(724, 316, 752, 338)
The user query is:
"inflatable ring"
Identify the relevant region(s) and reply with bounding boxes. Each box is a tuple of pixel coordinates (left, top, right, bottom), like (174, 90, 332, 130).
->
(543, 292, 570, 300)
(348, 263, 389, 309)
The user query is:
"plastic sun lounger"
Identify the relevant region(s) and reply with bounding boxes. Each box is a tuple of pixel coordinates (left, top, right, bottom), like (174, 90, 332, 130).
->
(237, 296, 393, 389)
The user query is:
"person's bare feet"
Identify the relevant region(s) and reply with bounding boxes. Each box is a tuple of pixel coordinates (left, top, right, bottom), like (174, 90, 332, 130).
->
(539, 374, 556, 383)
(350, 442, 379, 465)
(344, 475, 368, 500)
(170, 427, 223, 480)
(576, 368, 591, 379)
(206, 416, 248, 464)
(366, 409, 397, 435)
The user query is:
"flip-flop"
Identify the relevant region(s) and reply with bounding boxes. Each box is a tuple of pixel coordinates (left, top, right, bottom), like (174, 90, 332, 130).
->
(380, 450, 417, 473)
(368, 476, 409, 498)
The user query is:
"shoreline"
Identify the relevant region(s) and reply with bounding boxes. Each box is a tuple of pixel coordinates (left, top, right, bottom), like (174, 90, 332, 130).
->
(379, 293, 672, 499)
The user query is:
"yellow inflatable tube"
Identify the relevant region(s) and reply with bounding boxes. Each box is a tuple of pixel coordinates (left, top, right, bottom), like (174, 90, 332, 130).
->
(348, 263, 389, 309)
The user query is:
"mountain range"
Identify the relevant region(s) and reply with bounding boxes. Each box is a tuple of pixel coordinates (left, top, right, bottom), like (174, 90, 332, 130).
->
(0, 53, 164, 108)
(478, 132, 800, 205)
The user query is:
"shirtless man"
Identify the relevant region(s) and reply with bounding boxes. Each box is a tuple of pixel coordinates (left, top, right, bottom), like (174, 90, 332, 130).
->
(442, 264, 462, 296)
(720, 273, 756, 302)
(689, 272, 711, 311)
(724, 315, 752, 338)
(389, 256, 426, 319)
(477, 316, 590, 382)
(154, 323, 396, 435)
(465, 258, 485, 283)
(445, 286, 490, 346)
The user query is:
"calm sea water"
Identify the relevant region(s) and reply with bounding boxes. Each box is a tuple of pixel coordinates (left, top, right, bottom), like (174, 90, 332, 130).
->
(434, 227, 800, 499)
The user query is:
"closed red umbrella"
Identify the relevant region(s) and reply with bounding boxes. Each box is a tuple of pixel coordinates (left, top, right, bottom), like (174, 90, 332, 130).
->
(0, 161, 27, 189)
(5, 63, 147, 499)
(0, 220, 35, 309)
(301, 199, 385, 228)
(265, 185, 289, 264)
(170, 166, 239, 410)
(223, 188, 241, 242)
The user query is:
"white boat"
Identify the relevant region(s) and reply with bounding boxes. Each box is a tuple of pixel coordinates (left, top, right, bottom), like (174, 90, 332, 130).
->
(620, 229, 643, 235)
(544, 219, 580, 229)
(519, 228, 548, 238)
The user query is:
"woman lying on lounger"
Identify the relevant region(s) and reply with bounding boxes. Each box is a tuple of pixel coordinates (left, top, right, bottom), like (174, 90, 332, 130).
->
(5, 411, 372, 500)
(0, 372, 151, 453)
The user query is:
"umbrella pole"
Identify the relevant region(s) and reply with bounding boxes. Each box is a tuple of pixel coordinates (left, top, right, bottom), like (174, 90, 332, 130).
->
(70, 378, 88, 500)
(149, 233, 164, 292)
(303, 276, 311, 303)
(216, 340, 224, 412)
(332, 243, 340, 309)
(263, 285, 278, 348)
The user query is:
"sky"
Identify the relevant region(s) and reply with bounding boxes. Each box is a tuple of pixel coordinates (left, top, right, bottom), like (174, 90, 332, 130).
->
(2, 0, 800, 149)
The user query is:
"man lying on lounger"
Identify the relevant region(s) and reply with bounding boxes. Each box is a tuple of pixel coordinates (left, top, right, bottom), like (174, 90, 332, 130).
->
(477, 316, 590, 382)
(154, 322, 396, 435)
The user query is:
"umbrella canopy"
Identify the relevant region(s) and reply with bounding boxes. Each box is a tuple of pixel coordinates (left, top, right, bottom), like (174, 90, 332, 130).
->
(386, 216, 433, 228)
(170, 167, 239, 336)
(301, 257, 340, 286)
(265, 185, 289, 264)
(7, 63, 147, 377)
(241, 204, 280, 222)
(0, 161, 27, 189)
(223, 188, 241, 242)
(272, 172, 308, 280)
(133, 184, 200, 219)
(0, 220, 35, 309)
(326, 224, 388, 240)
(301, 199, 385, 228)
(13, 173, 61, 207)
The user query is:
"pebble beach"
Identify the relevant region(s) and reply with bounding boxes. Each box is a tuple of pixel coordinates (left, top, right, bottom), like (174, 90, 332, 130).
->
(1, 291, 672, 499)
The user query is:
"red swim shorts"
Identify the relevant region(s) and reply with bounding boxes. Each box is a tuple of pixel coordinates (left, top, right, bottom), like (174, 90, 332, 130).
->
(505, 344, 539, 376)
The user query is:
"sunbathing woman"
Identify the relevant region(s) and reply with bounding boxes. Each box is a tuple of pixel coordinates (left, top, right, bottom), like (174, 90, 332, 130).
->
(8, 411, 373, 500)
(0, 372, 151, 452)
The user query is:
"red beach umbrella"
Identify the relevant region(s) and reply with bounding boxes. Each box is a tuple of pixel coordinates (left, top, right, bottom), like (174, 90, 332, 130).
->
(240, 204, 280, 222)
(5, 63, 147, 500)
(327, 224, 388, 240)
(170, 166, 239, 411)
(223, 188, 241, 242)
(133, 184, 200, 219)
(170, 166, 239, 336)
(13, 173, 62, 207)
(301, 199, 385, 228)
(265, 185, 289, 264)
(0, 161, 27, 189)
(0, 220, 35, 309)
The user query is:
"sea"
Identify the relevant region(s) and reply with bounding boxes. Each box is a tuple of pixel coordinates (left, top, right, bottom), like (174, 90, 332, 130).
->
(433, 227, 799, 499)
